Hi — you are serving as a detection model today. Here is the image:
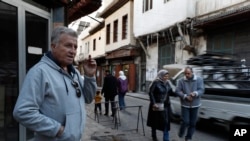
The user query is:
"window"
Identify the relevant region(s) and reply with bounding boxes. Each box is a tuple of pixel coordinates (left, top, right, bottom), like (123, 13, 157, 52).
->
(80, 45, 82, 53)
(143, 0, 153, 12)
(158, 44, 175, 69)
(93, 39, 96, 51)
(106, 24, 110, 44)
(113, 20, 118, 42)
(85, 42, 89, 54)
(0, 2, 19, 140)
(122, 15, 128, 40)
(207, 32, 234, 54)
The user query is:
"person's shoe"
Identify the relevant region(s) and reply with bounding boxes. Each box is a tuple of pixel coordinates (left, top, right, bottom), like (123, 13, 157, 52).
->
(104, 113, 108, 116)
(152, 137, 158, 141)
(174, 134, 181, 141)
(111, 114, 115, 117)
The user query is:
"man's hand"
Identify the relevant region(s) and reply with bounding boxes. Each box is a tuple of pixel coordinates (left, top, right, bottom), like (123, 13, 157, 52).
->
(56, 126, 64, 137)
(186, 95, 193, 102)
(190, 92, 196, 97)
(83, 55, 97, 77)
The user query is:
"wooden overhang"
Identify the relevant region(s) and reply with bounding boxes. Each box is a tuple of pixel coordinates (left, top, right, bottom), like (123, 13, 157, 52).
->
(67, 0, 102, 23)
(193, 4, 250, 30)
(106, 46, 139, 59)
(89, 21, 105, 34)
(97, 0, 129, 18)
(33, 0, 102, 23)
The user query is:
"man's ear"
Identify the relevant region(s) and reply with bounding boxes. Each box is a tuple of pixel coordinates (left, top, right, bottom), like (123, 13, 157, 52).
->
(51, 44, 56, 49)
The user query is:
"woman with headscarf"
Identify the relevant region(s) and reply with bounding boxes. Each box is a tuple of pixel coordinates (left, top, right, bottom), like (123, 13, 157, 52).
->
(117, 70, 128, 110)
(147, 69, 174, 141)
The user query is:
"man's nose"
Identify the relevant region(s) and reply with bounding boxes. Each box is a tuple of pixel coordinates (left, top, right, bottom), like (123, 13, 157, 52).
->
(68, 48, 77, 55)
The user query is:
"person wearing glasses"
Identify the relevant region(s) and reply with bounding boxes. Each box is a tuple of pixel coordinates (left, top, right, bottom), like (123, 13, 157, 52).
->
(147, 69, 174, 141)
(13, 26, 97, 141)
(176, 66, 204, 141)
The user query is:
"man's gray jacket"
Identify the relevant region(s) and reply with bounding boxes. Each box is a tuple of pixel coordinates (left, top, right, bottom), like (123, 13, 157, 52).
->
(175, 75, 204, 108)
(13, 54, 96, 141)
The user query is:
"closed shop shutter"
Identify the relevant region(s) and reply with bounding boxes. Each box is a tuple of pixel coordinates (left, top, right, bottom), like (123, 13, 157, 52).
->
(234, 26, 250, 64)
(207, 22, 250, 66)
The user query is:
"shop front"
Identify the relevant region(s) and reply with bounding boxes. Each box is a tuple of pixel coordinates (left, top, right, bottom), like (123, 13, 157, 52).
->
(105, 47, 140, 92)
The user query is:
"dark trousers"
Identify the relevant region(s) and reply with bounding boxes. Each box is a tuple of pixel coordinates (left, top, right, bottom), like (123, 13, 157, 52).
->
(151, 126, 169, 141)
(94, 103, 102, 113)
(104, 96, 115, 115)
(178, 107, 199, 140)
(118, 92, 126, 110)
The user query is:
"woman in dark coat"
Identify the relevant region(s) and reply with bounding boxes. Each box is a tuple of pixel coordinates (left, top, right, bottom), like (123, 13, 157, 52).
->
(147, 69, 174, 141)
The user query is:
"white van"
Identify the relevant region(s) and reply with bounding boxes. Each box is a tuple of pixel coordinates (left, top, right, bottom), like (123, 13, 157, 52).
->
(164, 64, 250, 128)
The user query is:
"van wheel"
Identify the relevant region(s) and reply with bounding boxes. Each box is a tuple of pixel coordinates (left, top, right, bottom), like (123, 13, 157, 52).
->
(229, 117, 250, 131)
(170, 107, 181, 122)
(232, 118, 250, 126)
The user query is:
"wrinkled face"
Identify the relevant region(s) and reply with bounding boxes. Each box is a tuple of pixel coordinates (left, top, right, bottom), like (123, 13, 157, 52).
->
(51, 34, 77, 67)
(162, 74, 169, 81)
(184, 68, 193, 79)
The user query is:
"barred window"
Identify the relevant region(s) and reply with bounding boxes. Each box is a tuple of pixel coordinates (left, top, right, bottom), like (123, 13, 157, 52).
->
(143, 0, 153, 12)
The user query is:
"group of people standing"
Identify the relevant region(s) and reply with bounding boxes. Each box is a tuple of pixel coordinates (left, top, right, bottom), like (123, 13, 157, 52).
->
(12, 26, 203, 141)
(147, 67, 204, 141)
(101, 70, 128, 116)
(98, 66, 204, 141)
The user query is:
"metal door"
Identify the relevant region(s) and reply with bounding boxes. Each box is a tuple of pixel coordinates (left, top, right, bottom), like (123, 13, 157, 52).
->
(0, 0, 50, 140)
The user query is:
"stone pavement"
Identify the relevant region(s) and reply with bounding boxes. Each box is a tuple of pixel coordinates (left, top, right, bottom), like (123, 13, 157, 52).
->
(81, 91, 229, 141)
(82, 92, 181, 141)
(82, 116, 152, 141)
(82, 92, 152, 141)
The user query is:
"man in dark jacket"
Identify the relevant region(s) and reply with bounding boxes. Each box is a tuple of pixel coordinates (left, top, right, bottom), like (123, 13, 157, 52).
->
(101, 70, 118, 116)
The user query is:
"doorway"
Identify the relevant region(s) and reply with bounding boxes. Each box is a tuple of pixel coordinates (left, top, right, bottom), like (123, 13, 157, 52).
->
(0, 0, 50, 140)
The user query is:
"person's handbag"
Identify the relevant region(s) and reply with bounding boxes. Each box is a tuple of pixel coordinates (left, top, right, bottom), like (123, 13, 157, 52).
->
(152, 103, 164, 111)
